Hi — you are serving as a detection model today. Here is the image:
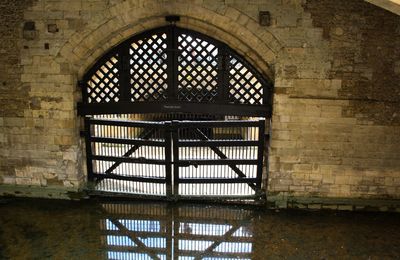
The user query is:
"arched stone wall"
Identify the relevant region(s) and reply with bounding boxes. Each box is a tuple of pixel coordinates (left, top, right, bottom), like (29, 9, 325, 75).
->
(50, 1, 283, 195)
(1, 0, 399, 209)
(46, 0, 282, 194)
(58, 1, 282, 80)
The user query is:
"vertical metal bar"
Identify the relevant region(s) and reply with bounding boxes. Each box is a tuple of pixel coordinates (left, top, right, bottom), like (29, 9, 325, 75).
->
(172, 205, 179, 260)
(256, 120, 265, 194)
(264, 80, 273, 110)
(165, 122, 173, 198)
(166, 205, 173, 260)
(264, 118, 271, 201)
(167, 25, 178, 101)
(85, 116, 95, 182)
(217, 45, 229, 103)
(119, 42, 131, 102)
(172, 120, 179, 199)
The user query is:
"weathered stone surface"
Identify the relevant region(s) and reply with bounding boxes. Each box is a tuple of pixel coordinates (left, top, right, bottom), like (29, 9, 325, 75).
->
(0, 0, 399, 207)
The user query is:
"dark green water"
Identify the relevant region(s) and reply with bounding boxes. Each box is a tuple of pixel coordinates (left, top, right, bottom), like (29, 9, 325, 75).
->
(0, 198, 399, 259)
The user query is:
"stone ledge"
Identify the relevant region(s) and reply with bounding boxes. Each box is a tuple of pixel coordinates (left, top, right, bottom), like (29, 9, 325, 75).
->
(0, 184, 84, 200)
(267, 194, 400, 212)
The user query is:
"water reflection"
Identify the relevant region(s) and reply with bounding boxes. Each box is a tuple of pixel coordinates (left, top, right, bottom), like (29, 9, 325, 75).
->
(2, 199, 400, 259)
(100, 203, 255, 260)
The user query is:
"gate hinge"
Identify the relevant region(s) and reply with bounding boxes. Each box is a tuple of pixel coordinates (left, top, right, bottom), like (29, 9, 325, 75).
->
(77, 80, 85, 88)
(77, 102, 83, 116)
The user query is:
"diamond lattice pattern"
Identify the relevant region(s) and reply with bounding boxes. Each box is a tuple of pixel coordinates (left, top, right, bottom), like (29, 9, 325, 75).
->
(86, 55, 120, 103)
(228, 57, 263, 105)
(177, 34, 219, 102)
(130, 33, 168, 102)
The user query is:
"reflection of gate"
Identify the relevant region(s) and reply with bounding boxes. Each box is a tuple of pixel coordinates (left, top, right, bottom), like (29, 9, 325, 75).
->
(100, 203, 254, 259)
(85, 117, 265, 200)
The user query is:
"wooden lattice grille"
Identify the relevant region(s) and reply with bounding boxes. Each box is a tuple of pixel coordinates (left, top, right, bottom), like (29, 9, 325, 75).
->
(79, 26, 273, 117)
(129, 32, 168, 102)
(177, 33, 219, 102)
(86, 53, 120, 104)
(229, 56, 263, 105)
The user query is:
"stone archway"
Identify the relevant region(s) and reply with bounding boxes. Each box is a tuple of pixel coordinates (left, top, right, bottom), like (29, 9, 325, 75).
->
(7, 0, 282, 195)
(58, 0, 282, 80)
(53, 0, 283, 190)
(78, 23, 275, 200)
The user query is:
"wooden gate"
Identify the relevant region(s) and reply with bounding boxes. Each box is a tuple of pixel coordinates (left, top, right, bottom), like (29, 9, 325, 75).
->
(78, 21, 273, 202)
(84, 117, 265, 200)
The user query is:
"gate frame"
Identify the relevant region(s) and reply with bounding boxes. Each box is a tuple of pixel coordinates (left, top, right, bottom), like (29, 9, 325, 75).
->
(84, 117, 267, 201)
(78, 25, 274, 202)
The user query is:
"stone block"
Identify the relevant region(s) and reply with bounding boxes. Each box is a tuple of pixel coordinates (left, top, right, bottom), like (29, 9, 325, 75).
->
(308, 204, 322, 209)
(289, 185, 305, 192)
(4, 117, 25, 127)
(16, 178, 32, 185)
(54, 135, 75, 146)
(338, 205, 353, 211)
(322, 204, 338, 210)
(225, 7, 241, 20)
(2, 176, 16, 185)
(236, 13, 250, 26)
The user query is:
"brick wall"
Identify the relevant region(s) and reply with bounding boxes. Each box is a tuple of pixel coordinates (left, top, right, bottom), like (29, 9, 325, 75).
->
(268, 0, 400, 202)
(0, 0, 399, 205)
(0, 0, 83, 191)
(0, 0, 37, 185)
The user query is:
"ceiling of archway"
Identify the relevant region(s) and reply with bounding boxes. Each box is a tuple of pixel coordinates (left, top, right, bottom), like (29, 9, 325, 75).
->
(365, 0, 400, 15)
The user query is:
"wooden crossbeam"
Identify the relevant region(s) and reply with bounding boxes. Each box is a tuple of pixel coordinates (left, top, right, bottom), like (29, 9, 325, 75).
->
(193, 128, 258, 191)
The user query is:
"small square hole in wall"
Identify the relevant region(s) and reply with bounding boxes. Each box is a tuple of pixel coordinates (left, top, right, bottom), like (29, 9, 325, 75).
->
(23, 21, 37, 40)
(44, 43, 49, 49)
(23, 21, 35, 31)
(48, 24, 58, 33)
(259, 11, 271, 26)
